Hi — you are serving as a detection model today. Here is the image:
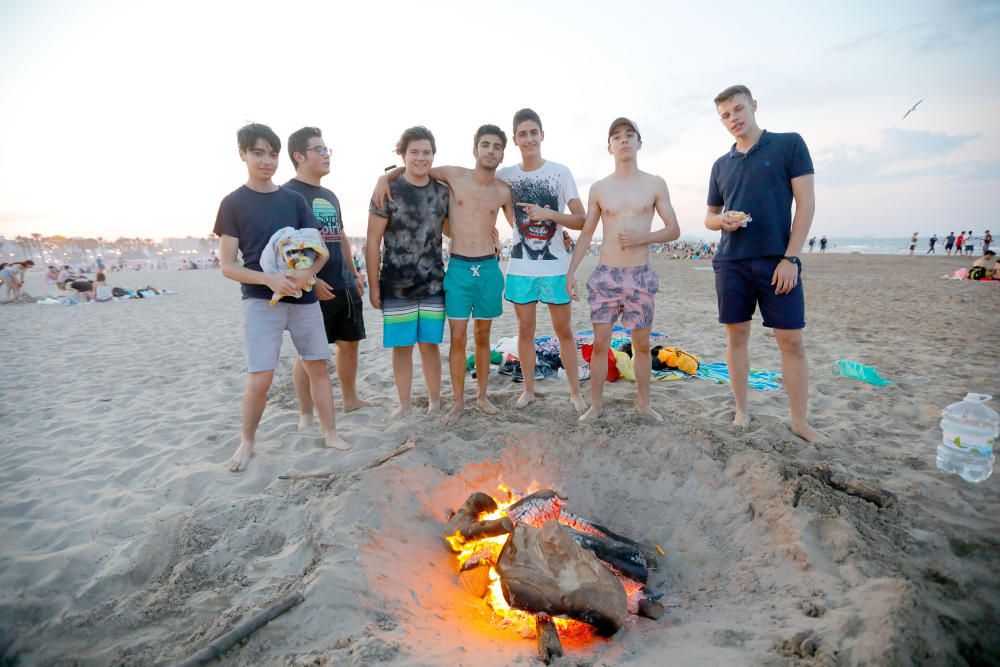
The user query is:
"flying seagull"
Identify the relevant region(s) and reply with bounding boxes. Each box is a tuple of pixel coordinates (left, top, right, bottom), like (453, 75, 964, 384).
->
(902, 99, 923, 120)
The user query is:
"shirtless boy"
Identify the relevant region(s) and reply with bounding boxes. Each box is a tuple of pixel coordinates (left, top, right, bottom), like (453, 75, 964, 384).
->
(499, 108, 587, 413)
(567, 118, 680, 422)
(373, 125, 513, 425)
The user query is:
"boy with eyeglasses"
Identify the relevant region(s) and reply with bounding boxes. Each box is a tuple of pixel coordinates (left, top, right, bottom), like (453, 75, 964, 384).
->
(214, 123, 351, 473)
(284, 127, 372, 422)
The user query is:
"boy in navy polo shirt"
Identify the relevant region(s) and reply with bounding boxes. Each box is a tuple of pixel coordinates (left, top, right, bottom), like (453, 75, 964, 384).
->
(214, 123, 351, 473)
(704, 85, 821, 443)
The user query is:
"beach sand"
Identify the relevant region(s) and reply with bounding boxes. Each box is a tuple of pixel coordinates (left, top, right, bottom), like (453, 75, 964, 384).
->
(1, 253, 997, 666)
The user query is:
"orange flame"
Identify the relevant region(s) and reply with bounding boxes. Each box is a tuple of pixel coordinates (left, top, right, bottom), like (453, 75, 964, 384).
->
(449, 486, 595, 641)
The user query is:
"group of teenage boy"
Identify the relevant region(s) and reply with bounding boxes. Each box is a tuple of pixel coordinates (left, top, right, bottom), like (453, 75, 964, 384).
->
(214, 84, 820, 473)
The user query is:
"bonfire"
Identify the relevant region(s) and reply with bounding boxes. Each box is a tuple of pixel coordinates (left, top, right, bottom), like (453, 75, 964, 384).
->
(443, 486, 664, 663)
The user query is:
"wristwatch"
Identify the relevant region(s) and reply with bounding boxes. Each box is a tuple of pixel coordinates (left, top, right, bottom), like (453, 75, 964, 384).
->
(781, 256, 801, 266)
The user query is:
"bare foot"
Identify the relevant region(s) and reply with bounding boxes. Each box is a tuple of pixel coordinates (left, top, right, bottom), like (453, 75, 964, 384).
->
(790, 421, 826, 444)
(324, 432, 352, 451)
(297, 413, 315, 431)
(442, 401, 465, 425)
(390, 404, 412, 420)
(733, 409, 751, 430)
(476, 396, 500, 416)
(569, 393, 588, 415)
(228, 441, 254, 472)
(579, 404, 603, 422)
(427, 397, 441, 415)
(638, 406, 664, 422)
(515, 391, 535, 408)
(343, 398, 374, 413)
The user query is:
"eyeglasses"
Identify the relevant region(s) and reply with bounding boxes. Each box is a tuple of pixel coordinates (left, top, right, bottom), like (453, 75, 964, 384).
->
(306, 146, 332, 157)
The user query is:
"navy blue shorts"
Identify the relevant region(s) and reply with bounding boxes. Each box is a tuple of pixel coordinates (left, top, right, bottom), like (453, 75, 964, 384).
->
(713, 257, 805, 329)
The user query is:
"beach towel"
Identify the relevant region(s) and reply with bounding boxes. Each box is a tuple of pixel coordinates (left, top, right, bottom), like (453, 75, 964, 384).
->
(652, 362, 784, 391)
(574, 325, 666, 350)
(260, 227, 329, 305)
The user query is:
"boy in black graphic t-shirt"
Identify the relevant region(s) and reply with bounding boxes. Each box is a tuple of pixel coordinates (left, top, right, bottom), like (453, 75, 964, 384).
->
(213, 123, 351, 472)
(285, 126, 372, 418)
(366, 126, 448, 420)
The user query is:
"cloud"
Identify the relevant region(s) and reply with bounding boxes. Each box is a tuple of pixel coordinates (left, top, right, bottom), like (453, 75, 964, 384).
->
(829, 4, 1000, 56)
(818, 128, 983, 186)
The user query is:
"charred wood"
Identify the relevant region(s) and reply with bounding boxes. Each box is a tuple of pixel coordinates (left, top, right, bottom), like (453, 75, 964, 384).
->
(505, 489, 564, 526)
(565, 527, 649, 583)
(535, 613, 563, 664)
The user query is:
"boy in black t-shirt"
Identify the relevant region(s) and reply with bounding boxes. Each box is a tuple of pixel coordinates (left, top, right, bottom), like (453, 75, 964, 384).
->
(285, 127, 372, 419)
(213, 123, 351, 472)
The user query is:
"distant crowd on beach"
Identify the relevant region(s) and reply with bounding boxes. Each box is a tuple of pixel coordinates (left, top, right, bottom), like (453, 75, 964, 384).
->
(909, 230, 992, 256)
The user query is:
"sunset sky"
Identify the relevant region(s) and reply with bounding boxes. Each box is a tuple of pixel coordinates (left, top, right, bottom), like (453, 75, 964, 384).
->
(1, 0, 997, 241)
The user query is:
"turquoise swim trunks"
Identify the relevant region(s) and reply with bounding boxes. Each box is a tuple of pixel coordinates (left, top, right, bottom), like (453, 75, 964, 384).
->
(444, 254, 504, 320)
(382, 292, 445, 347)
(504, 273, 571, 305)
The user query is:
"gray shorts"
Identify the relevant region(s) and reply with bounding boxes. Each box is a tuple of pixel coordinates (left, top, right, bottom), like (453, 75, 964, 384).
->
(242, 298, 330, 372)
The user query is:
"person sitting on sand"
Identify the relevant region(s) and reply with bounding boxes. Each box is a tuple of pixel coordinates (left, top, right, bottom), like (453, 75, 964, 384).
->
(44, 265, 60, 284)
(967, 250, 997, 280)
(64, 277, 95, 302)
(704, 85, 822, 443)
(366, 126, 448, 419)
(214, 123, 350, 473)
(372, 124, 513, 425)
(567, 117, 681, 423)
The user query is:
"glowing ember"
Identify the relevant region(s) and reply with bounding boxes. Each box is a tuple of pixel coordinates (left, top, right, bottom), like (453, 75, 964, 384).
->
(447, 486, 595, 640)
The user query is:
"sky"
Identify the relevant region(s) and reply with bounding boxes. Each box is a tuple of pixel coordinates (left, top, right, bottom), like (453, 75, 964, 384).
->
(1, 0, 998, 242)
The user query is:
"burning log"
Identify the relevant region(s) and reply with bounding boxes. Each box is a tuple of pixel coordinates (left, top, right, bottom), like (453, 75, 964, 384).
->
(505, 489, 563, 526)
(505, 490, 659, 568)
(565, 527, 650, 583)
(444, 492, 514, 545)
(535, 613, 563, 664)
(458, 551, 494, 598)
(496, 521, 628, 637)
(560, 511, 660, 565)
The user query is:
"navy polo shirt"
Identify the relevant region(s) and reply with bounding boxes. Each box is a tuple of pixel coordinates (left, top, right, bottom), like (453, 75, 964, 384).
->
(707, 130, 814, 261)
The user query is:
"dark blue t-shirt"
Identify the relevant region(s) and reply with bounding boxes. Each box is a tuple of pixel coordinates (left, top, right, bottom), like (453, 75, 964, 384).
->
(282, 179, 354, 291)
(707, 131, 814, 261)
(212, 185, 321, 302)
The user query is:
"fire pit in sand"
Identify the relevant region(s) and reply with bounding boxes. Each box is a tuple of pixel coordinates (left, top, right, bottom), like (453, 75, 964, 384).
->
(443, 486, 665, 663)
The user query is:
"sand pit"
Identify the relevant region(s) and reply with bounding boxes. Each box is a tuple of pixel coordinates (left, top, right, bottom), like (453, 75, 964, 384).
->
(1, 255, 998, 665)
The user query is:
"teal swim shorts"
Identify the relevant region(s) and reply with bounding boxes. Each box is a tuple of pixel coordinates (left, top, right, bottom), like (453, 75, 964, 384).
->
(504, 273, 571, 305)
(444, 254, 504, 320)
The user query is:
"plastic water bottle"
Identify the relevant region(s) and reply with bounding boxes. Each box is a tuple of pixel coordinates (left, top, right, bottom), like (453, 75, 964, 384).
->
(937, 393, 999, 483)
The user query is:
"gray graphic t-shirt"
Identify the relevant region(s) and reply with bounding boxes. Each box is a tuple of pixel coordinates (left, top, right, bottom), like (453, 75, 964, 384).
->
(369, 176, 448, 299)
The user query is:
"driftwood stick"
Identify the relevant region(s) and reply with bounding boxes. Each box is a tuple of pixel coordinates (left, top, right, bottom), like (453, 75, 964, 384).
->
(174, 590, 304, 667)
(806, 464, 896, 508)
(535, 613, 563, 665)
(278, 440, 415, 480)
